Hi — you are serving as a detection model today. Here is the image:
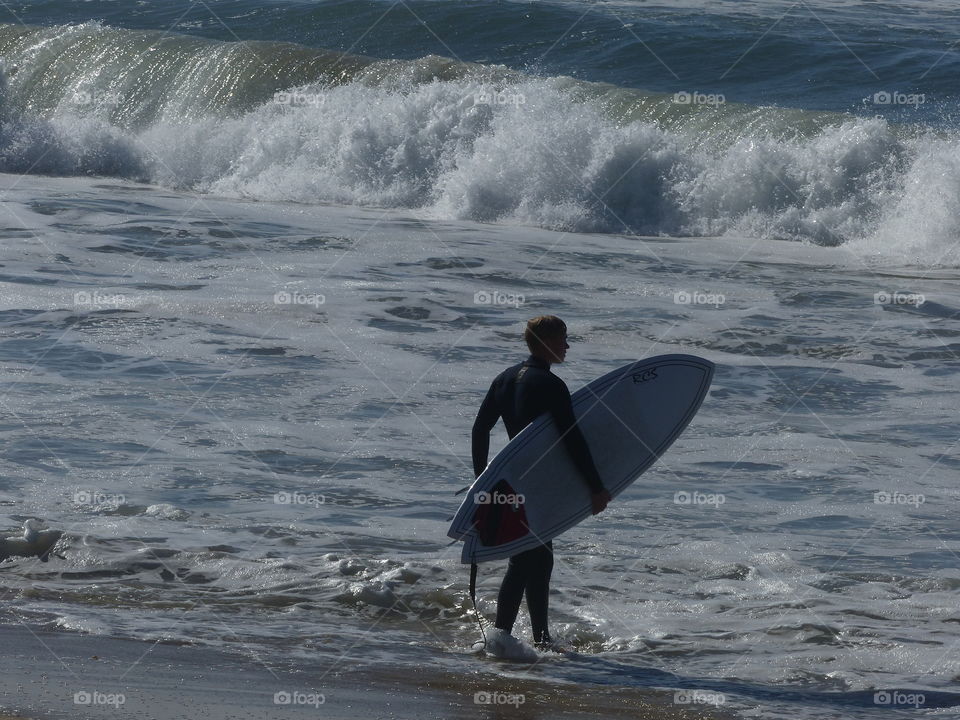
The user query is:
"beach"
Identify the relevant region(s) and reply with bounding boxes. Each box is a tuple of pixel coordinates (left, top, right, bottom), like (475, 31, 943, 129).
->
(0, 623, 732, 720)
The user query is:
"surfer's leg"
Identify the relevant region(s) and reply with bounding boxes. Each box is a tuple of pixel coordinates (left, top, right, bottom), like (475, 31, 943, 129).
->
(525, 541, 553, 644)
(494, 551, 530, 633)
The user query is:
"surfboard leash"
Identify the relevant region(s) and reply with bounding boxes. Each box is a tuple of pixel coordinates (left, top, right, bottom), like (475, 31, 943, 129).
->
(469, 561, 487, 649)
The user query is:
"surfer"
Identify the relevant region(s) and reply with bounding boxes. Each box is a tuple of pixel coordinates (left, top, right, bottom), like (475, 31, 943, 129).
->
(471, 315, 611, 652)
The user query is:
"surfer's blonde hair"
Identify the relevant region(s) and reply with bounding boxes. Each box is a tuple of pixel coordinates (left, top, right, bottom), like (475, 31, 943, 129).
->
(524, 315, 566, 353)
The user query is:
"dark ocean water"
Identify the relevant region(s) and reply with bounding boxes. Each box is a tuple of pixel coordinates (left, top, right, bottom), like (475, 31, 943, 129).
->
(6, 0, 960, 120)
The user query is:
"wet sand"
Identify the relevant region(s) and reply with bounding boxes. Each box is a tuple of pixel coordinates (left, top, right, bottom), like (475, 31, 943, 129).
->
(0, 624, 730, 720)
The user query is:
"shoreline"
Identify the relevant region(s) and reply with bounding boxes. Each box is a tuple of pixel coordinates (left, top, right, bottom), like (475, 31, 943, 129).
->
(0, 623, 731, 720)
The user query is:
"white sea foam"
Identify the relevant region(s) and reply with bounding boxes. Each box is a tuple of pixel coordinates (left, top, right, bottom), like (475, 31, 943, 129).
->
(483, 627, 539, 662)
(0, 25, 957, 262)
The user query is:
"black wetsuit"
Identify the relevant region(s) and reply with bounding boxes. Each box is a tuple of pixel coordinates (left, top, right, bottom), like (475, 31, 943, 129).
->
(471, 355, 604, 643)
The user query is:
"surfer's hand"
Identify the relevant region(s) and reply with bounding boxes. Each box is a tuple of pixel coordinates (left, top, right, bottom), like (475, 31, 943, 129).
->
(591, 489, 611, 515)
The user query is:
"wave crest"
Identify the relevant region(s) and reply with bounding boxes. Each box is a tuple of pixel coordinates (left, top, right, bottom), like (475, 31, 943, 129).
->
(0, 22, 957, 261)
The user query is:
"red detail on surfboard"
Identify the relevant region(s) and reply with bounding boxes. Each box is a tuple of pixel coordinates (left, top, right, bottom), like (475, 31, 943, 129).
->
(472, 479, 530, 547)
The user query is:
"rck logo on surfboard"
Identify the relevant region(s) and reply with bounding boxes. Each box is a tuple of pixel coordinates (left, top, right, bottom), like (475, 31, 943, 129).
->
(632, 368, 658, 384)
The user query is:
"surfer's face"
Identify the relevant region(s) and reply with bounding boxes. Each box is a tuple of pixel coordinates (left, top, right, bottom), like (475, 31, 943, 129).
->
(542, 333, 569, 364)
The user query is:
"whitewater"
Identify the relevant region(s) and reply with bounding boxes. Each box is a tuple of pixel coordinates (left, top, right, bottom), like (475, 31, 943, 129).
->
(0, 21, 958, 259)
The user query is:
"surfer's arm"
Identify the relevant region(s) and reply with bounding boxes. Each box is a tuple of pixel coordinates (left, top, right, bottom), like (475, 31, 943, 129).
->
(549, 388, 606, 495)
(471, 383, 500, 477)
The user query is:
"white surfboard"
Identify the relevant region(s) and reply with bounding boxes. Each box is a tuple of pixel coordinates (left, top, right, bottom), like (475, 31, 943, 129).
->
(448, 354, 714, 563)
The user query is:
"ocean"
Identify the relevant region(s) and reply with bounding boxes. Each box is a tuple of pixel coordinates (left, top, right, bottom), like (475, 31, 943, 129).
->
(2, 1, 960, 718)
